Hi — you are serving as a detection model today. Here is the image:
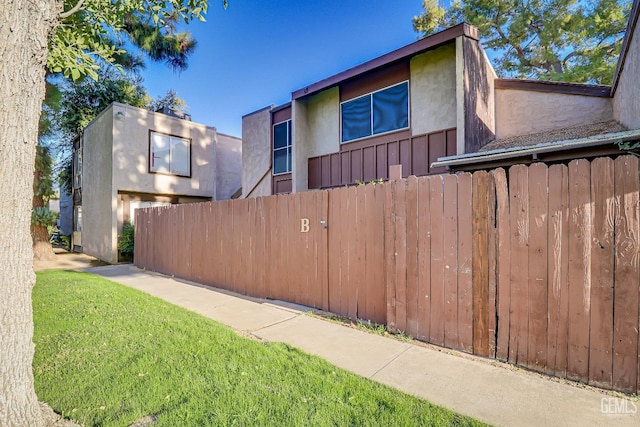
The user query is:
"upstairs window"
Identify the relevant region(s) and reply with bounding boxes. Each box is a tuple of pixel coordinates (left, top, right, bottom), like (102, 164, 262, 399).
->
(341, 81, 409, 143)
(273, 120, 292, 175)
(150, 131, 191, 177)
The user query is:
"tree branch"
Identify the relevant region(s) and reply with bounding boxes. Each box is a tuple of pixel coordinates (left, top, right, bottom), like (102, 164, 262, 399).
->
(60, 0, 85, 19)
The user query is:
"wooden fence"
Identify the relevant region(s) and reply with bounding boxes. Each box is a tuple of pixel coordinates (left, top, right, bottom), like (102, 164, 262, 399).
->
(135, 155, 640, 393)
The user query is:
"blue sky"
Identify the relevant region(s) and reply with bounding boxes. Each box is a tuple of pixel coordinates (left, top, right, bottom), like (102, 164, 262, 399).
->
(142, 1, 427, 137)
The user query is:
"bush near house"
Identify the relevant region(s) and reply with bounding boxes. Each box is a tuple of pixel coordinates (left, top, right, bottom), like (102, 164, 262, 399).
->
(118, 221, 135, 261)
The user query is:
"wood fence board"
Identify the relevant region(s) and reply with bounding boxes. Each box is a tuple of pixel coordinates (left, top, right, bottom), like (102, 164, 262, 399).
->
(509, 165, 529, 365)
(472, 171, 490, 356)
(546, 164, 570, 377)
(567, 159, 591, 381)
(492, 168, 510, 361)
(527, 163, 549, 371)
(385, 181, 397, 331)
(487, 175, 497, 357)
(417, 177, 431, 342)
(346, 186, 358, 318)
(265, 194, 277, 299)
(373, 184, 387, 324)
(254, 197, 266, 299)
(613, 156, 639, 392)
(406, 176, 420, 337)
(320, 191, 330, 311)
(355, 185, 367, 318)
(429, 175, 445, 346)
(394, 180, 408, 333)
(443, 174, 459, 349)
(458, 172, 473, 353)
(339, 188, 351, 316)
(588, 157, 615, 389)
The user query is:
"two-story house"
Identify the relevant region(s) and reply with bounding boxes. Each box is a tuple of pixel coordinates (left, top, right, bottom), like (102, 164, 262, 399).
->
(71, 102, 241, 263)
(242, 20, 637, 197)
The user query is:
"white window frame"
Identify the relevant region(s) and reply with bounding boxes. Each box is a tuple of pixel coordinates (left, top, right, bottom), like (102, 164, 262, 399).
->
(340, 80, 410, 143)
(272, 120, 292, 175)
(149, 130, 192, 177)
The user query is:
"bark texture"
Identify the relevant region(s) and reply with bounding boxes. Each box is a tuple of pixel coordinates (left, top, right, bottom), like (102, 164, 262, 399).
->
(0, 1, 61, 426)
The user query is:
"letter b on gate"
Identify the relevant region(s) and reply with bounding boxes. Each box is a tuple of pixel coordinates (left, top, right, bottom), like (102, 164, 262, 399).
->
(300, 218, 310, 233)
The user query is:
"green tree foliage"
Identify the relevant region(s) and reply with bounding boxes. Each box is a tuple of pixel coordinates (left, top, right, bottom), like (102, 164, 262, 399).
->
(148, 89, 188, 112)
(50, 0, 220, 81)
(413, 0, 632, 84)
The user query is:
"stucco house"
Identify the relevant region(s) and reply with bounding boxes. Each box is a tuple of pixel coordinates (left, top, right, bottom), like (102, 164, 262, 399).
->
(71, 102, 241, 263)
(433, 0, 640, 171)
(242, 5, 640, 197)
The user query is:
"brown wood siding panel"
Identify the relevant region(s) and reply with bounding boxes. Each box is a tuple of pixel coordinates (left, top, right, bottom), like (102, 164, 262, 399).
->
(400, 139, 411, 179)
(428, 132, 447, 175)
(612, 156, 639, 392)
(340, 60, 410, 102)
(376, 144, 388, 180)
(363, 146, 376, 182)
(351, 149, 363, 183)
(308, 157, 321, 189)
(309, 129, 454, 189)
(446, 129, 457, 156)
(331, 154, 340, 187)
(321, 156, 332, 188)
(272, 105, 292, 124)
(273, 174, 292, 194)
(411, 135, 428, 176)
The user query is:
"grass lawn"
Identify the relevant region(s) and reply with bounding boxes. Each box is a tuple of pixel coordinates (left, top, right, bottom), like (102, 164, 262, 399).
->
(33, 270, 485, 427)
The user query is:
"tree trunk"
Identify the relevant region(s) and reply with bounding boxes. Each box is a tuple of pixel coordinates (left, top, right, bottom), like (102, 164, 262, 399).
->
(0, 1, 61, 426)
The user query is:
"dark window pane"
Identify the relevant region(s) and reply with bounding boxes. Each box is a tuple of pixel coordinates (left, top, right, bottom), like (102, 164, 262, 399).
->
(274, 148, 288, 174)
(373, 82, 409, 135)
(274, 122, 289, 149)
(342, 95, 371, 142)
(287, 147, 292, 173)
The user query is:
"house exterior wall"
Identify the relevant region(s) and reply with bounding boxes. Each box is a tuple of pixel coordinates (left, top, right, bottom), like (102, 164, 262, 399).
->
(292, 87, 340, 192)
(613, 6, 640, 129)
(241, 107, 272, 198)
(410, 43, 457, 137)
(81, 107, 115, 263)
(111, 103, 216, 198)
(462, 37, 496, 152)
(495, 89, 613, 139)
(215, 133, 242, 200)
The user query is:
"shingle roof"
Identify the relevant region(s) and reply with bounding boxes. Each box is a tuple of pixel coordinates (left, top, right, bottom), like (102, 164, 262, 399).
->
(480, 120, 628, 152)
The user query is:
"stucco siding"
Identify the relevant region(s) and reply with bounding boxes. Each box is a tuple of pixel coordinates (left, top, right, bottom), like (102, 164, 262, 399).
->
(241, 107, 272, 198)
(411, 43, 457, 137)
(215, 133, 242, 200)
(495, 89, 613, 139)
(613, 15, 640, 129)
(292, 88, 340, 193)
(111, 103, 216, 198)
(81, 109, 116, 263)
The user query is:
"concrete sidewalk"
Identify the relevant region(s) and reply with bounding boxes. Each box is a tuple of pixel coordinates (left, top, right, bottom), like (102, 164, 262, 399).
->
(83, 264, 638, 427)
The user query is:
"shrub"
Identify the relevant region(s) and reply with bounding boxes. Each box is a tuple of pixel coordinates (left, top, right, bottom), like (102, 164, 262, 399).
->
(118, 221, 135, 260)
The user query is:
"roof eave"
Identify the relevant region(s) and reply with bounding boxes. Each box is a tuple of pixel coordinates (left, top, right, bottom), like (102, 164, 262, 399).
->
(291, 23, 478, 101)
(431, 129, 640, 169)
